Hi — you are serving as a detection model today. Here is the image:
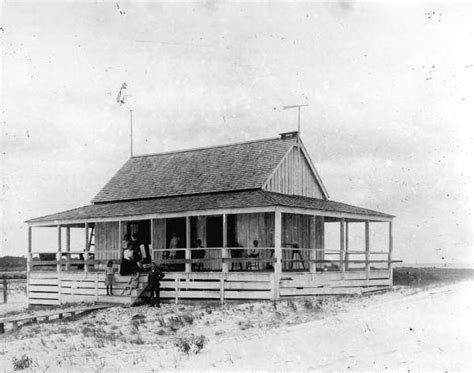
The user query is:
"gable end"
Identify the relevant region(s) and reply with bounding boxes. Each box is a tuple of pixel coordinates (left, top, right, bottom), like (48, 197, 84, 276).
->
(262, 142, 329, 199)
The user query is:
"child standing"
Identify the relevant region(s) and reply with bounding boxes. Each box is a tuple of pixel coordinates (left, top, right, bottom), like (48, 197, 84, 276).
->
(105, 260, 116, 295)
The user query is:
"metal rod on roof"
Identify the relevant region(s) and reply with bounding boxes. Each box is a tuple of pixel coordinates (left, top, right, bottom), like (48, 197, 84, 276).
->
(282, 104, 308, 141)
(130, 109, 133, 157)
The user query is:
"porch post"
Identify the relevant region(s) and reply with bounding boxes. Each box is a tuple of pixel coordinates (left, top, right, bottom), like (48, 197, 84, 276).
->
(27, 226, 32, 273)
(388, 221, 393, 284)
(119, 221, 123, 262)
(340, 219, 345, 278)
(222, 214, 228, 273)
(65, 227, 71, 270)
(185, 216, 191, 273)
(309, 216, 316, 273)
(57, 225, 62, 272)
(345, 220, 349, 271)
(84, 222, 89, 273)
(365, 220, 370, 279)
(273, 207, 282, 300)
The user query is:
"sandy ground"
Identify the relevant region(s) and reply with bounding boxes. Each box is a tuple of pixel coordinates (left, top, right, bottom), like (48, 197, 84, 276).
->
(0, 281, 472, 372)
(181, 281, 474, 371)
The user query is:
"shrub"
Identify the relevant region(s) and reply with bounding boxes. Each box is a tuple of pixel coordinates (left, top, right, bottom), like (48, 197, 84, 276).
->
(12, 354, 34, 371)
(174, 334, 208, 355)
(182, 312, 194, 325)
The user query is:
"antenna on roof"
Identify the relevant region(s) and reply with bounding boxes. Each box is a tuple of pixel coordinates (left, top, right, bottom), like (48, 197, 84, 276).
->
(130, 109, 133, 157)
(282, 104, 308, 140)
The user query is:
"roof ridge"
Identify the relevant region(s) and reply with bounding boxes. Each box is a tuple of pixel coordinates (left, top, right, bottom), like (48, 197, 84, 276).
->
(130, 135, 294, 159)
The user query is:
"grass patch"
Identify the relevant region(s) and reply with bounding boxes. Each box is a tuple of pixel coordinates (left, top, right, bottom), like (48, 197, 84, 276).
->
(393, 267, 474, 287)
(12, 354, 34, 371)
(174, 334, 208, 355)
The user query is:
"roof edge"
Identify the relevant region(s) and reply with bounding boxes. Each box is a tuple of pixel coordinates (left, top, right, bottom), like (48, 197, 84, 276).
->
(129, 135, 293, 159)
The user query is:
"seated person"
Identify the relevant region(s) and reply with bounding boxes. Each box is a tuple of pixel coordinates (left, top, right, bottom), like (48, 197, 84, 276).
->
(247, 240, 260, 258)
(246, 240, 260, 270)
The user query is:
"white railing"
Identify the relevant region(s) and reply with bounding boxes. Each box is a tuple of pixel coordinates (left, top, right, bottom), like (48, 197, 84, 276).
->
(28, 247, 398, 274)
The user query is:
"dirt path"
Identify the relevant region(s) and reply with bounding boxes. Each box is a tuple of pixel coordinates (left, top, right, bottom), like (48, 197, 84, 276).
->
(180, 281, 473, 371)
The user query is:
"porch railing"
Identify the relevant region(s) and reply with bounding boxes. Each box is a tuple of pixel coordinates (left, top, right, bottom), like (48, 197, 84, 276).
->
(28, 247, 399, 274)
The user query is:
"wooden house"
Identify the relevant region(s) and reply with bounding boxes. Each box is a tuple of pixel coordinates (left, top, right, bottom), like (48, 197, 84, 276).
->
(26, 131, 395, 306)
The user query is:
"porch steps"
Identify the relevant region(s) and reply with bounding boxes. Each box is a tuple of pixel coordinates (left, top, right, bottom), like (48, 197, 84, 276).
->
(94, 274, 149, 306)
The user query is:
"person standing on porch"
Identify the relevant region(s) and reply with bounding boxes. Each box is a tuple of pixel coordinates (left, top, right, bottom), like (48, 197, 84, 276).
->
(169, 232, 180, 260)
(148, 263, 165, 307)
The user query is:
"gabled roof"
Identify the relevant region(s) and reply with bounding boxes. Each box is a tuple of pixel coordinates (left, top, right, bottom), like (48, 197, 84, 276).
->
(27, 190, 394, 225)
(92, 136, 298, 203)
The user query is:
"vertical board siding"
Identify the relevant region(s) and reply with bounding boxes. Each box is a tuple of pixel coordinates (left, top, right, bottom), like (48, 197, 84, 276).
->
(95, 222, 120, 268)
(263, 146, 324, 198)
(235, 212, 274, 249)
(282, 213, 324, 271)
(152, 219, 166, 262)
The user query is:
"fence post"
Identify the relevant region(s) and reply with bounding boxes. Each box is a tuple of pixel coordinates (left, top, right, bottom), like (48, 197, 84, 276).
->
(58, 270, 62, 305)
(95, 272, 99, 302)
(2, 278, 7, 303)
(174, 276, 179, 304)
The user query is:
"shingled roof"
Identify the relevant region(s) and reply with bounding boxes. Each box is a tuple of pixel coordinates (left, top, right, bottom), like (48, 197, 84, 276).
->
(92, 136, 297, 203)
(27, 190, 393, 225)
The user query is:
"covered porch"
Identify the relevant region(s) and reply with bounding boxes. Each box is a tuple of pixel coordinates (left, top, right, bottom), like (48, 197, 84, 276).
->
(26, 194, 395, 305)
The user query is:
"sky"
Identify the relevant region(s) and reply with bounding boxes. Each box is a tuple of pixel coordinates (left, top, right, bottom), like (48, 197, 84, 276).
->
(1, 1, 473, 265)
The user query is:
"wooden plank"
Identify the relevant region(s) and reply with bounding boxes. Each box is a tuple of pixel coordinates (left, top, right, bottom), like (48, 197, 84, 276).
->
(224, 291, 270, 300)
(28, 285, 59, 292)
(280, 287, 362, 296)
(280, 278, 391, 288)
(160, 290, 220, 299)
(61, 294, 97, 304)
(177, 281, 221, 290)
(29, 272, 59, 279)
(225, 281, 270, 290)
(162, 272, 272, 282)
(28, 292, 60, 300)
(28, 298, 61, 305)
(29, 278, 59, 286)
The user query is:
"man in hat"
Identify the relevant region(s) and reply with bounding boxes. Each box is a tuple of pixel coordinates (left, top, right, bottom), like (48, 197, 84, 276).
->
(148, 262, 165, 307)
